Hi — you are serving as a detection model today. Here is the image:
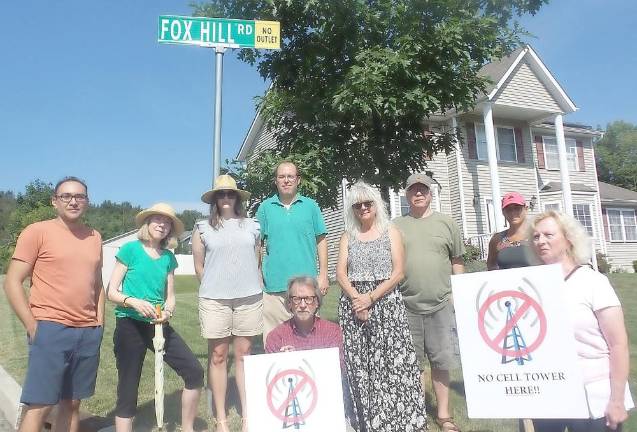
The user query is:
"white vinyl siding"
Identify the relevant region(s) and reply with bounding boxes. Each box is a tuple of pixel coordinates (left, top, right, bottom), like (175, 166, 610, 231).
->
(542, 136, 578, 171)
(495, 61, 562, 112)
(607, 209, 637, 242)
(475, 124, 518, 162)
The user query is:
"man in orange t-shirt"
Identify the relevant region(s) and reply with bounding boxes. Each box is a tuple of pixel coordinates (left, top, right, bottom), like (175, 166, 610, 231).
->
(3, 176, 104, 432)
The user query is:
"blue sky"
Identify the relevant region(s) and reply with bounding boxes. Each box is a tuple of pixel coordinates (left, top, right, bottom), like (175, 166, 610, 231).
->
(2, 1, 635, 211)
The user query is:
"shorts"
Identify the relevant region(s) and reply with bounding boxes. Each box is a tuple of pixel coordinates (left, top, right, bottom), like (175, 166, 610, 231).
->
(406, 301, 457, 371)
(262, 291, 293, 343)
(199, 293, 263, 339)
(21, 321, 103, 405)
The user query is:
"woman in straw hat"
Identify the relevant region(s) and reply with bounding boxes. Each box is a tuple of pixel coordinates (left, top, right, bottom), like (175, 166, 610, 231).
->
(192, 175, 262, 432)
(107, 203, 203, 432)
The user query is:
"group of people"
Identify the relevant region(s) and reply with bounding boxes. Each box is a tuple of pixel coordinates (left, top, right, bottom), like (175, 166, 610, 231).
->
(2, 162, 631, 432)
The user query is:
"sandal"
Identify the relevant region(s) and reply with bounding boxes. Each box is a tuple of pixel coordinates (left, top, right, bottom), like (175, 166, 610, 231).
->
(215, 419, 230, 432)
(435, 417, 461, 432)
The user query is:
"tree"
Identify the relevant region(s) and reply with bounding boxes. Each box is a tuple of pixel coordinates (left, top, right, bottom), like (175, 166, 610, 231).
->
(0, 180, 56, 272)
(596, 121, 637, 191)
(177, 209, 207, 232)
(194, 0, 548, 207)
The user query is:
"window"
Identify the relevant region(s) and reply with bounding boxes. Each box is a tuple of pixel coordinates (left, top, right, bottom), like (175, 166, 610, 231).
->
(544, 203, 560, 211)
(607, 209, 637, 242)
(542, 136, 578, 171)
(572, 204, 593, 236)
(399, 195, 410, 216)
(475, 124, 518, 162)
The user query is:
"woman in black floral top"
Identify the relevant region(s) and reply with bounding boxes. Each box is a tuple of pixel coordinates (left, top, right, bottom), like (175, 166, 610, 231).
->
(336, 181, 427, 432)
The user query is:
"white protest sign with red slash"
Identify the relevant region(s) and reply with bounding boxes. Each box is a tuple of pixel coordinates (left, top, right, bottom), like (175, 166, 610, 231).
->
(244, 347, 346, 431)
(451, 264, 589, 419)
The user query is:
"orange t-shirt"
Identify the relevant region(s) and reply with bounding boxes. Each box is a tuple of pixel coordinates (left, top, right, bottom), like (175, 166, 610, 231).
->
(12, 219, 102, 327)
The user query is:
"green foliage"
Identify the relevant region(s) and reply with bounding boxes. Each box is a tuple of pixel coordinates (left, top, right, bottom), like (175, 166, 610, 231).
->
(84, 200, 142, 241)
(596, 252, 610, 274)
(0, 191, 17, 245)
(177, 209, 206, 232)
(0, 180, 56, 272)
(194, 0, 548, 207)
(596, 121, 637, 191)
(462, 242, 482, 262)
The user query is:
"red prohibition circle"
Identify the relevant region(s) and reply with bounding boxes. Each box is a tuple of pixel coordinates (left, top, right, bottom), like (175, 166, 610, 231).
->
(478, 290, 547, 357)
(266, 368, 318, 423)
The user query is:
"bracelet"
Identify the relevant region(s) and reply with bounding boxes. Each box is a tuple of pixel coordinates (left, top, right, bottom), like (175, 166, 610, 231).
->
(123, 296, 131, 307)
(368, 292, 374, 303)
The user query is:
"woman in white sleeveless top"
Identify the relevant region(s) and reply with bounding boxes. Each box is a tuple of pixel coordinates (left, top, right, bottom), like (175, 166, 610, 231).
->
(192, 175, 262, 432)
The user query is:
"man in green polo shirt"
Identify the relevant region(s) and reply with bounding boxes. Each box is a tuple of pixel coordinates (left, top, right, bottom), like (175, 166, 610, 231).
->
(256, 161, 328, 342)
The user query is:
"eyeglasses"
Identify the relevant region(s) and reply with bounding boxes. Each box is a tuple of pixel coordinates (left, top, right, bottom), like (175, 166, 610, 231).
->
(216, 191, 237, 199)
(352, 201, 374, 210)
(276, 174, 298, 181)
(290, 295, 318, 305)
(55, 193, 88, 203)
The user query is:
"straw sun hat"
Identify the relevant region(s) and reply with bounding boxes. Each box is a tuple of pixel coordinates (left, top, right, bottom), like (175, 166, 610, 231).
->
(201, 174, 251, 204)
(135, 203, 185, 236)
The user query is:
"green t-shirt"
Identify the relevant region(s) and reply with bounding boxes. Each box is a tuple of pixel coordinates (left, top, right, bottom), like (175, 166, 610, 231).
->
(114, 240, 178, 322)
(256, 194, 327, 293)
(393, 212, 465, 314)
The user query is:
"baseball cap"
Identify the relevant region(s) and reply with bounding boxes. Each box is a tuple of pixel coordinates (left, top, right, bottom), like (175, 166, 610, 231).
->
(405, 173, 434, 190)
(501, 192, 526, 209)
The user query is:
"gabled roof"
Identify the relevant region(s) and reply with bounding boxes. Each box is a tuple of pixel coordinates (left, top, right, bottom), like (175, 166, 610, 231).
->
(540, 182, 597, 193)
(477, 45, 577, 113)
(598, 181, 637, 205)
(102, 230, 137, 247)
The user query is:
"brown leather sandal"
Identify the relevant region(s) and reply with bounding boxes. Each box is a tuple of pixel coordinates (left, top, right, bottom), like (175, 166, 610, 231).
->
(435, 417, 461, 432)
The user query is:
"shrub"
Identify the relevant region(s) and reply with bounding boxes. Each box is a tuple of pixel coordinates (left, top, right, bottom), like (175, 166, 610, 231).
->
(596, 252, 610, 274)
(463, 243, 482, 262)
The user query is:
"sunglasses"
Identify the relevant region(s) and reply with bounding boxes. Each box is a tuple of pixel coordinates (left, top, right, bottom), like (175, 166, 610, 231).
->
(352, 201, 374, 210)
(216, 191, 237, 199)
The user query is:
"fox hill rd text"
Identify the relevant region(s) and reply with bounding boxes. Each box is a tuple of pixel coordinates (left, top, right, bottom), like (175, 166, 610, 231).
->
(158, 14, 281, 183)
(158, 16, 280, 49)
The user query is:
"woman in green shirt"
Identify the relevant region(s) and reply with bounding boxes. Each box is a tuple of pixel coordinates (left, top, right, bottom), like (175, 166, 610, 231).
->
(107, 203, 203, 432)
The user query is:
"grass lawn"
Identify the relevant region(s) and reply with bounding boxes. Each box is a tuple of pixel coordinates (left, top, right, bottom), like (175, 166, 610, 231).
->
(1, 273, 636, 431)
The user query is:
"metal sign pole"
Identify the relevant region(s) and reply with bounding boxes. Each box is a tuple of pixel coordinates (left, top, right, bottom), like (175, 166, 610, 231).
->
(212, 46, 225, 184)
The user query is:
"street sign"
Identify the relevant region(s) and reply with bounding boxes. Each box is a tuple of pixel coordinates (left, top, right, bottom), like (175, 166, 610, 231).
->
(158, 15, 280, 49)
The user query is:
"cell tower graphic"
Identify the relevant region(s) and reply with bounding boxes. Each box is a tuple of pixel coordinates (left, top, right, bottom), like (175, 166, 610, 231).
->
(501, 301, 532, 365)
(283, 377, 305, 429)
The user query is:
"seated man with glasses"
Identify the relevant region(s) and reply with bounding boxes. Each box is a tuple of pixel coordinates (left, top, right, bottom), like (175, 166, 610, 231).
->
(265, 276, 343, 361)
(265, 276, 353, 429)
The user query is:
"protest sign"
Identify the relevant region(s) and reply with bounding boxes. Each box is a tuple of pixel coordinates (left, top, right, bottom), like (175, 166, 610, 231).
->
(244, 347, 347, 431)
(451, 264, 589, 419)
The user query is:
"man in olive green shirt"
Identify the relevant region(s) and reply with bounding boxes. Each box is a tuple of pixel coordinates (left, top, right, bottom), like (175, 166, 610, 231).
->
(394, 172, 464, 432)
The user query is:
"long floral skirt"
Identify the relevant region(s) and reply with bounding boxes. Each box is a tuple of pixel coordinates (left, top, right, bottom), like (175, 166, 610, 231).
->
(338, 281, 427, 432)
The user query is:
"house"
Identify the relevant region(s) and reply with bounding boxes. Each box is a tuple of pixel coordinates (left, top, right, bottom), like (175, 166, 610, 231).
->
(101, 230, 196, 286)
(237, 45, 637, 273)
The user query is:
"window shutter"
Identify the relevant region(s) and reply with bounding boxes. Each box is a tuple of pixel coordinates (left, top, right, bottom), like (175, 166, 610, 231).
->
(514, 127, 525, 163)
(576, 139, 585, 171)
(466, 122, 477, 159)
(534, 135, 545, 169)
(601, 207, 610, 239)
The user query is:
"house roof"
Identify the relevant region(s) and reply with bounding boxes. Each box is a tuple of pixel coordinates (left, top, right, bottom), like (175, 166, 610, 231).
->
(540, 182, 597, 194)
(477, 45, 577, 113)
(102, 230, 138, 247)
(238, 45, 578, 160)
(598, 181, 637, 205)
(478, 47, 525, 96)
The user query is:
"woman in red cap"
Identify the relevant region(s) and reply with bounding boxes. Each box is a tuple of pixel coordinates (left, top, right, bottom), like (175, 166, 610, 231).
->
(487, 192, 539, 270)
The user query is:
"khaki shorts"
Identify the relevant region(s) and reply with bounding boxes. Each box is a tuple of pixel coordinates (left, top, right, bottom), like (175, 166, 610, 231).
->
(199, 294, 263, 339)
(262, 291, 293, 344)
(406, 300, 458, 371)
